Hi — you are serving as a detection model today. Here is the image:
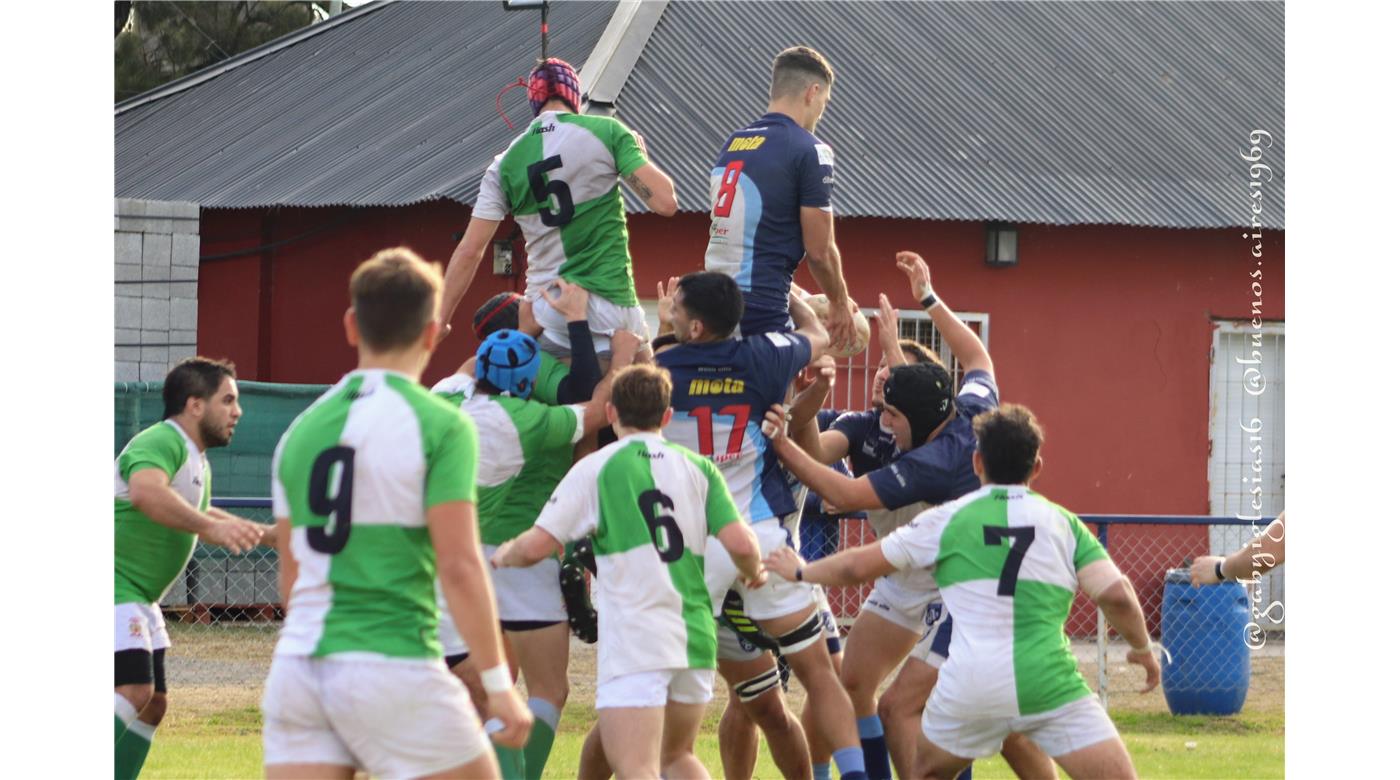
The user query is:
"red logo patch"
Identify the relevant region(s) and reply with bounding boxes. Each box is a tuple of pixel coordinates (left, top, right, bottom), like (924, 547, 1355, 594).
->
(129, 617, 144, 638)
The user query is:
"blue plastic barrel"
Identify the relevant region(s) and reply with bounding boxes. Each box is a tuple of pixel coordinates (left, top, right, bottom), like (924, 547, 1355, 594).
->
(1160, 567, 1250, 715)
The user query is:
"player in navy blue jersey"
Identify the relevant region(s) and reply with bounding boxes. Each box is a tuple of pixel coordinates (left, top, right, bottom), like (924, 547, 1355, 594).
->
(705, 46, 857, 351)
(653, 272, 869, 780)
(766, 254, 1056, 780)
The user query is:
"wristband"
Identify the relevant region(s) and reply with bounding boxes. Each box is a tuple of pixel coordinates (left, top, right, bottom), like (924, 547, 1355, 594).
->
(795, 567, 804, 582)
(1214, 559, 1226, 583)
(480, 663, 513, 694)
(919, 288, 939, 309)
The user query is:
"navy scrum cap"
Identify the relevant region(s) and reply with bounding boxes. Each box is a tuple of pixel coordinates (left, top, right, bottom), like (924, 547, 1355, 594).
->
(883, 363, 955, 446)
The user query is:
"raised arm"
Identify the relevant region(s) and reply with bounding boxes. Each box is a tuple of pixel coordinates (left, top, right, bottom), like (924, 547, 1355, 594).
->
(895, 251, 992, 377)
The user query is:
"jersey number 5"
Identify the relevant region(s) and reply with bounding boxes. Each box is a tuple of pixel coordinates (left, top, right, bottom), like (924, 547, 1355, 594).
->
(527, 155, 575, 227)
(307, 446, 355, 555)
(713, 161, 744, 218)
(638, 489, 684, 563)
(983, 526, 1035, 596)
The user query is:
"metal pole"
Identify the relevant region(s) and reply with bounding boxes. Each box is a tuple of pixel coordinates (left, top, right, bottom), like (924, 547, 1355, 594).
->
(1096, 521, 1110, 708)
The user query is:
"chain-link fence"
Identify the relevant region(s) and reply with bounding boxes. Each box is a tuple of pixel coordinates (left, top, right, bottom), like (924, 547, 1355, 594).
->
(803, 512, 1284, 710)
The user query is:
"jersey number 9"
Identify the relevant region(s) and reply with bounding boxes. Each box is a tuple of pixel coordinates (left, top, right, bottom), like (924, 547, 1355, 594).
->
(307, 446, 355, 555)
(638, 489, 684, 563)
(527, 155, 575, 227)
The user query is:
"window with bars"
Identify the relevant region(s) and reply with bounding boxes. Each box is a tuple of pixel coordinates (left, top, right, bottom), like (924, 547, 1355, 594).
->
(823, 309, 990, 413)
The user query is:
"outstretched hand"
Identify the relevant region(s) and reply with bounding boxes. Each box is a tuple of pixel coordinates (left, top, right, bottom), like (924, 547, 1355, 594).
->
(895, 251, 934, 304)
(656, 276, 681, 330)
(763, 546, 806, 583)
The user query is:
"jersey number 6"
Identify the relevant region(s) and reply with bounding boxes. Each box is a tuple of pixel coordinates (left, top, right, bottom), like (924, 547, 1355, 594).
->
(638, 489, 684, 563)
(527, 155, 575, 227)
(307, 446, 355, 555)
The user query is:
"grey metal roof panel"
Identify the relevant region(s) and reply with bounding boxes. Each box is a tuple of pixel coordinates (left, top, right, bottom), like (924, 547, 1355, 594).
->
(116, 0, 617, 209)
(615, 0, 1283, 229)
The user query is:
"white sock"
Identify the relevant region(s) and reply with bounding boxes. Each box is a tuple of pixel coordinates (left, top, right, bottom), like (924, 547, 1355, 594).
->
(115, 693, 139, 727)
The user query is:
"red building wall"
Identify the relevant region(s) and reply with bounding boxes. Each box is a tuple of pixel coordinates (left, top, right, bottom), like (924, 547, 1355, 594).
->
(198, 203, 1284, 520)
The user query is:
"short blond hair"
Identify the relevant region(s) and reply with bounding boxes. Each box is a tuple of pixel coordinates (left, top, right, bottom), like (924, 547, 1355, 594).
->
(611, 364, 673, 430)
(349, 247, 443, 351)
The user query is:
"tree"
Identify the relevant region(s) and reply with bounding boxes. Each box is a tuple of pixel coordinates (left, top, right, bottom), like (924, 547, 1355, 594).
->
(115, 2, 318, 102)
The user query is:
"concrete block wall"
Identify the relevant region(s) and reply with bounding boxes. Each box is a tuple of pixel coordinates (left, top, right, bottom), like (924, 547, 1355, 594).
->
(116, 199, 200, 381)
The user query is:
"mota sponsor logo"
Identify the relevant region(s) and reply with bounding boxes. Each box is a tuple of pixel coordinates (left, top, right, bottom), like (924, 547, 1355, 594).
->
(727, 136, 766, 152)
(689, 377, 745, 396)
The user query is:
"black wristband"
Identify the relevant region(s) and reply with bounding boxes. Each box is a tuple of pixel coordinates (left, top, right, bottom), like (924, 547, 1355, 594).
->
(920, 292, 938, 309)
(795, 567, 804, 582)
(651, 332, 679, 351)
(1214, 559, 1226, 583)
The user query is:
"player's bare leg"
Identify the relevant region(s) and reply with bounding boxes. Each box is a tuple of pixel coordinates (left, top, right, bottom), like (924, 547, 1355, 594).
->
(420, 749, 505, 780)
(841, 610, 919, 778)
(803, 647, 843, 777)
(757, 607, 862, 778)
(877, 659, 933, 779)
(659, 700, 711, 780)
(508, 624, 571, 779)
(1000, 734, 1056, 780)
(1047, 735, 1136, 780)
(577, 722, 613, 780)
(599, 706, 665, 780)
(717, 655, 812, 780)
(912, 734, 974, 780)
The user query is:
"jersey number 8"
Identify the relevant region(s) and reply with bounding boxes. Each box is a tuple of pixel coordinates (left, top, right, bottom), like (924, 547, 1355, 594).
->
(307, 446, 355, 555)
(527, 155, 575, 227)
(638, 489, 684, 563)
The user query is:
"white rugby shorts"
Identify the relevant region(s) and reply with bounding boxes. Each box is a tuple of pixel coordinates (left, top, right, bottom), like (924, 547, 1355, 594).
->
(115, 602, 170, 654)
(706, 519, 819, 622)
(595, 668, 714, 709)
(861, 571, 941, 635)
(262, 655, 489, 777)
(922, 694, 1120, 759)
(531, 293, 650, 357)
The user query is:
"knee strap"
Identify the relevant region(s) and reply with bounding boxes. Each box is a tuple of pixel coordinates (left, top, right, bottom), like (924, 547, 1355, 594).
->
(734, 666, 782, 702)
(775, 611, 825, 655)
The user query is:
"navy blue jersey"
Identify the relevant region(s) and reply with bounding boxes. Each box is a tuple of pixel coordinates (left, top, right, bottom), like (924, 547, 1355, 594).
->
(866, 370, 999, 510)
(830, 408, 900, 478)
(658, 332, 813, 523)
(704, 113, 835, 336)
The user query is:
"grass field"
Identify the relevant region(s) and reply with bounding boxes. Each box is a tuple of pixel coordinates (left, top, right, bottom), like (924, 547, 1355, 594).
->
(145, 623, 1283, 779)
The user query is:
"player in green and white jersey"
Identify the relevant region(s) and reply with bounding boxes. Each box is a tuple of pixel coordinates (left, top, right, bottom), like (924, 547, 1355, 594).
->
(440, 57, 678, 365)
(262, 248, 531, 780)
(114, 357, 268, 780)
(494, 364, 766, 780)
(431, 322, 615, 780)
(765, 405, 1160, 780)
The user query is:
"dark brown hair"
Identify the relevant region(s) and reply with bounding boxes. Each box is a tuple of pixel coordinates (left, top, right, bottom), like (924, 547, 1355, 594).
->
(770, 46, 834, 100)
(349, 247, 443, 352)
(972, 404, 1045, 484)
(611, 364, 673, 430)
(897, 339, 940, 366)
(163, 357, 236, 418)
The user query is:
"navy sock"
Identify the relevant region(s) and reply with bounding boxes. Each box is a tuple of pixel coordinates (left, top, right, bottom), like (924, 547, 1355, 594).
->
(833, 745, 867, 780)
(856, 715, 892, 780)
(955, 765, 973, 780)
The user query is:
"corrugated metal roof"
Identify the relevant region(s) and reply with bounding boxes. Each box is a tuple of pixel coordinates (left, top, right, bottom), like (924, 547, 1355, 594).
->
(115, 0, 1283, 229)
(616, 0, 1282, 229)
(115, 0, 617, 209)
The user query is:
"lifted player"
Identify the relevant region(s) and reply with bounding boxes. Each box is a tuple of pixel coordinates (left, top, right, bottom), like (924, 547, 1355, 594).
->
(440, 57, 677, 365)
(765, 406, 1159, 780)
(494, 364, 766, 780)
(115, 358, 268, 780)
(263, 248, 531, 779)
(706, 46, 855, 349)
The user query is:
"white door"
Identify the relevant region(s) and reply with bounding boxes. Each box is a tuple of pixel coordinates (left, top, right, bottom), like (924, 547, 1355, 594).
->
(1208, 321, 1284, 630)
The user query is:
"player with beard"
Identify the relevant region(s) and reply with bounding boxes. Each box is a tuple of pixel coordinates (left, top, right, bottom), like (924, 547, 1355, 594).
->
(114, 358, 269, 779)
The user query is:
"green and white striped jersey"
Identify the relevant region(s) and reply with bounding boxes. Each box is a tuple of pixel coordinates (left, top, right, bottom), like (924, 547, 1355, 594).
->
(272, 369, 478, 661)
(474, 111, 648, 307)
(114, 420, 211, 604)
(880, 484, 1110, 718)
(535, 432, 740, 683)
(431, 373, 584, 545)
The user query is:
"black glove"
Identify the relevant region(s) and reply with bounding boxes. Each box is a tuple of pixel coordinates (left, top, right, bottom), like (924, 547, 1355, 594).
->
(560, 541, 598, 644)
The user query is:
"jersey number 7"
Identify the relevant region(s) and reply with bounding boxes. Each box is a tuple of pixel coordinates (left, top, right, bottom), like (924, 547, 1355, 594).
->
(983, 526, 1035, 596)
(687, 406, 751, 459)
(527, 155, 575, 227)
(307, 446, 355, 555)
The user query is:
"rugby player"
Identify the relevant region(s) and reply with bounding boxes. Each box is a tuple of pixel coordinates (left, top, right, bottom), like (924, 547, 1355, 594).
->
(765, 405, 1159, 780)
(705, 46, 855, 349)
(262, 248, 531, 779)
(114, 358, 268, 780)
(493, 364, 766, 780)
(440, 57, 677, 365)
